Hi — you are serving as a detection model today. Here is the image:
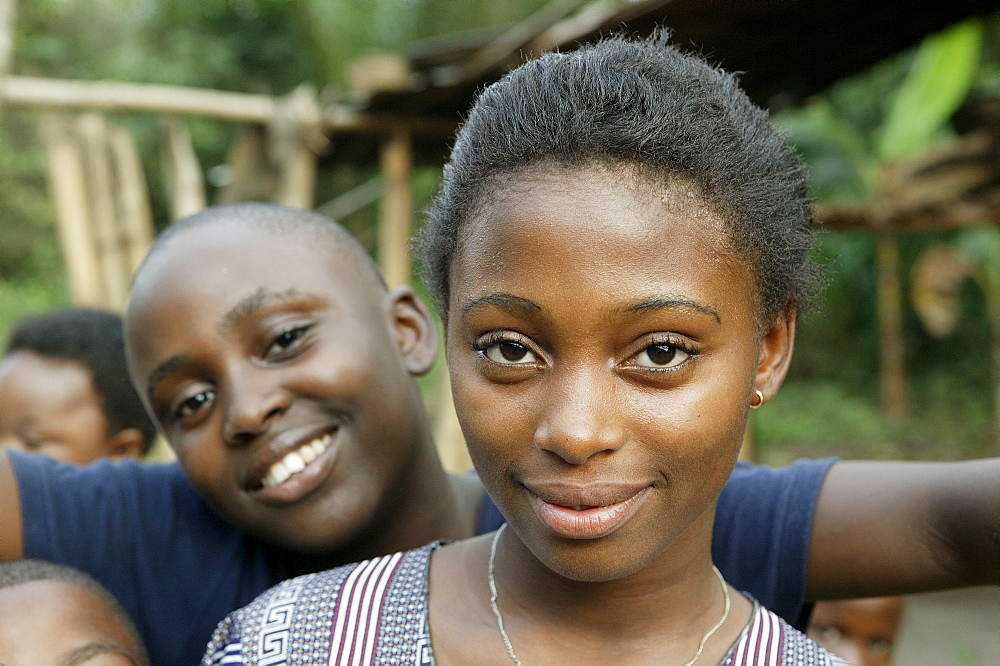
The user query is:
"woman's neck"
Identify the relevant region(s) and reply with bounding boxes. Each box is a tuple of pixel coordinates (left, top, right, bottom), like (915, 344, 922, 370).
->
(429, 512, 753, 665)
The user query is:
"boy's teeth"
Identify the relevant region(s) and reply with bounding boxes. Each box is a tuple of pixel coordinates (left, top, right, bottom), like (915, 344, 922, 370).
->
(300, 445, 317, 464)
(260, 433, 333, 489)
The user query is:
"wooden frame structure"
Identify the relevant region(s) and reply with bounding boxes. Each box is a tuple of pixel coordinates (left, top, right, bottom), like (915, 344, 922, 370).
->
(1, 0, 997, 460)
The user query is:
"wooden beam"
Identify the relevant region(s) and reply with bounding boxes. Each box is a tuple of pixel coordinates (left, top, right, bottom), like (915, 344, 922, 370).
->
(108, 125, 154, 275)
(0, 0, 15, 104)
(162, 116, 206, 220)
(377, 128, 413, 288)
(40, 115, 103, 306)
(1, 75, 458, 136)
(77, 113, 128, 309)
(3, 75, 277, 123)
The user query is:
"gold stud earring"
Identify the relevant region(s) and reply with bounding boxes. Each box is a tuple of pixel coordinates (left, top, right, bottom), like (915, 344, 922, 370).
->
(750, 389, 764, 409)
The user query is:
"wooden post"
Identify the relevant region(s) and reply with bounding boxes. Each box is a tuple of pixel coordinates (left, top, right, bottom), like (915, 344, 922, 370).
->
(377, 128, 413, 288)
(433, 370, 473, 473)
(40, 115, 103, 306)
(214, 126, 273, 205)
(108, 125, 154, 275)
(272, 85, 321, 209)
(162, 115, 206, 220)
(0, 0, 15, 111)
(77, 113, 128, 308)
(876, 235, 908, 419)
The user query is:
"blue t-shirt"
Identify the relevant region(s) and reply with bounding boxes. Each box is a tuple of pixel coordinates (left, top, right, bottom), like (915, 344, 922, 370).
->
(10, 450, 834, 666)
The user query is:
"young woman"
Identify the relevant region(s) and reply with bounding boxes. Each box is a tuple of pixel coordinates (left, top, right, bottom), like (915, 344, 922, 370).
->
(204, 34, 855, 665)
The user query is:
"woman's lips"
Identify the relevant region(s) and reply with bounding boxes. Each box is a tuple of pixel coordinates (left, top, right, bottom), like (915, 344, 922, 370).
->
(526, 486, 651, 539)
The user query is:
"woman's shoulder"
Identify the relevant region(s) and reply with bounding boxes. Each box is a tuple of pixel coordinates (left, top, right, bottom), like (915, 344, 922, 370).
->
(724, 601, 850, 666)
(203, 542, 440, 666)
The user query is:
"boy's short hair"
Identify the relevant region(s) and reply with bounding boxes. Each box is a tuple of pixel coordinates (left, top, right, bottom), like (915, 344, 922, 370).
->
(5, 308, 156, 451)
(0, 559, 149, 665)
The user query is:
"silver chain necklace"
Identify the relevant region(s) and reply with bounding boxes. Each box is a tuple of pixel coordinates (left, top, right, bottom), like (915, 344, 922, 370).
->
(487, 523, 731, 666)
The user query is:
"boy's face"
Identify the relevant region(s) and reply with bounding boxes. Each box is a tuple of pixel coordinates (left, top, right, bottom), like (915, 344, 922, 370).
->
(0, 580, 142, 665)
(0, 352, 114, 464)
(808, 598, 904, 666)
(445, 167, 792, 582)
(126, 221, 435, 554)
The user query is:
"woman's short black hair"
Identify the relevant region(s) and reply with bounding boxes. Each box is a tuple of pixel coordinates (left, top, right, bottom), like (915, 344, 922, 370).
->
(5, 307, 157, 449)
(418, 32, 819, 323)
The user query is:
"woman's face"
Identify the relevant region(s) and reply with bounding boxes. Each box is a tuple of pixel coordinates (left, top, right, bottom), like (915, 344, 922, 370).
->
(445, 166, 792, 582)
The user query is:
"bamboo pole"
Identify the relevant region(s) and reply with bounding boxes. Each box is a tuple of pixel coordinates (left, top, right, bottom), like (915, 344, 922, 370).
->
(162, 115, 206, 220)
(77, 114, 128, 308)
(0, 0, 15, 112)
(272, 87, 322, 210)
(108, 125, 154, 275)
(4, 76, 277, 123)
(876, 235, 908, 419)
(1, 75, 457, 137)
(377, 128, 413, 288)
(214, 126, 273, 205)
(433, 370, 473, 473)
(40, 115, 102, 306)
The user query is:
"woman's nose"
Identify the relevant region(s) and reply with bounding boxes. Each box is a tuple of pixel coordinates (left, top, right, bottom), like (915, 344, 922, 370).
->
(533, 369, 625, 464)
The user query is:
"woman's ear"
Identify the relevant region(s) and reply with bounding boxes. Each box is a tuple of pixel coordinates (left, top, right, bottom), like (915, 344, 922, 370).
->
(754, 307, 796, 406)
(386, 285, 438, 376)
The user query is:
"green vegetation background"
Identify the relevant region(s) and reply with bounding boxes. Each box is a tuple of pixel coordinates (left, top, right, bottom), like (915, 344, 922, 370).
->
(1, 0, 997, 463)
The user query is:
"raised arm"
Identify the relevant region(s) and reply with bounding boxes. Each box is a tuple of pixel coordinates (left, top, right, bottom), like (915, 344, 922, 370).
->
(806, 458, 1000, 600)
(0, 450, 25, 561)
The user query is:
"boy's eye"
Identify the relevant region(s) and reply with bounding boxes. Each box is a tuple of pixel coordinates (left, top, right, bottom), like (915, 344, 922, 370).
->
(480, 340, 538, 365)
(633, 343, 690, 369)
(174, 390, 216, 422)
(265, 325, 312, 358)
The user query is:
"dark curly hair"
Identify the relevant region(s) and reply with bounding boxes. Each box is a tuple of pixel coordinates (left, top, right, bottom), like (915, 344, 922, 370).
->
(5, 308, 156, 451)
(417, 33, 818, 323)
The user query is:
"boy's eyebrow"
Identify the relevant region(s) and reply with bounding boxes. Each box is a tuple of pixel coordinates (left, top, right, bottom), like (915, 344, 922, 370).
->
(146, 355, 188, 397)
(58, 641, 139, 665)
(218, 287, 310, 335)
(461, 293, 541, 315)
(622, 297, 721, 324)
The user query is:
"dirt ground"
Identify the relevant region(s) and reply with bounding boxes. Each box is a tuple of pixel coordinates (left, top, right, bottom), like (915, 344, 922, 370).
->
(891, 587, 1000, 665)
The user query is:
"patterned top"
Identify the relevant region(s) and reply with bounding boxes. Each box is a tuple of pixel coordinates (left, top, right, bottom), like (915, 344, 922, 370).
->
(204, 542, 849, 666)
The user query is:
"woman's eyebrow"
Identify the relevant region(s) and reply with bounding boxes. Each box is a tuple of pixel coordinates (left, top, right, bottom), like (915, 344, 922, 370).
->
(461, 293, 541, 315)
(622, 297, 721, 324)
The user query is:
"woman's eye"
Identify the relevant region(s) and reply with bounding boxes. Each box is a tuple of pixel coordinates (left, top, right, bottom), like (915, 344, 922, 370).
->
(265, 326, 310, 357)
(633, 343, 690, 369)
(174, 390, 216, 421)
(483, 340, 537, 365)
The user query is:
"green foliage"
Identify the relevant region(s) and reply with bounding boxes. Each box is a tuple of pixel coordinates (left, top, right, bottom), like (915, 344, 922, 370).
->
(877, 19, 985, 162)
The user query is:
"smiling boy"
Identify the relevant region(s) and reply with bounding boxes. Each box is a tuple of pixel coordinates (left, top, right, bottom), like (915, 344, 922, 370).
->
(0, 204, 995, 665)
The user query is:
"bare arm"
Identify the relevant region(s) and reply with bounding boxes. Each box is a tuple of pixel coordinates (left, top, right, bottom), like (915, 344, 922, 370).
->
(0, 450, 24, 560)
(806, 459, 1000, 600)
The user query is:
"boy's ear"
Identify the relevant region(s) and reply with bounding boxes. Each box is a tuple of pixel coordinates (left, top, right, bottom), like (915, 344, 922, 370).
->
(753, 308, 796, 407)
(106, 428, 147, 461)
(386, 285, 438, 376)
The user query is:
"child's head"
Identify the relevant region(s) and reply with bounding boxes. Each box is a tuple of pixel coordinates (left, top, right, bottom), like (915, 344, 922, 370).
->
(0, 559, 149, 665)
(0, 308, 155, 464)
(808, 597, 905, 666)
(418, 35, 813, 581)
(124, 203, 438, 555)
